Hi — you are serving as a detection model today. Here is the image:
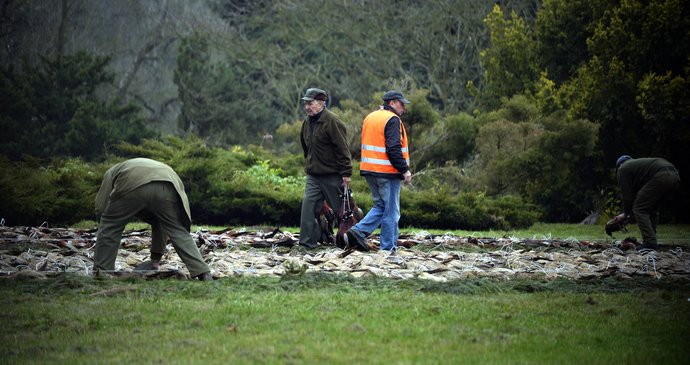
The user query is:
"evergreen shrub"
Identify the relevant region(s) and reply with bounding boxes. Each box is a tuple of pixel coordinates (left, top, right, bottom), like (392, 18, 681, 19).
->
(1, 135, 540, 229)
(0, 156, 103, 226)
(212, 161, 305, 226)
(401, 186, 540, 230)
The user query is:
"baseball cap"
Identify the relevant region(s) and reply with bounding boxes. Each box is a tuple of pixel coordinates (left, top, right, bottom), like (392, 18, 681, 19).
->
(616, 155, 632, 169)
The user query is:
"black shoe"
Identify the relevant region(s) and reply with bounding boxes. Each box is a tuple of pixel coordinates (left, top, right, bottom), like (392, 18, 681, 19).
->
(346, 231, 370, 252)
(638, 242, 658, 251)
(134, 260, 160, 271)
(299, 242, 319, 250)
(195, 272, 214, 281)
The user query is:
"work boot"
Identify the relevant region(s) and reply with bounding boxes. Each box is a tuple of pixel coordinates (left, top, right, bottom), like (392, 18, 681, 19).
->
(194, 272, 214, 281)
(346, 231, 370, 252)
(637, 242, 658, 251)
(134, 260, 160, 271)
(298, 242, 319, 250)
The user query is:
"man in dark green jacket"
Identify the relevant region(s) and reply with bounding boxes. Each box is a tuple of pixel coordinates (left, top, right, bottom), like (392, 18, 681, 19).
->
(94, 158, 212, 280)
(613, 155, 680, 250)
(299, 88, 352, 249)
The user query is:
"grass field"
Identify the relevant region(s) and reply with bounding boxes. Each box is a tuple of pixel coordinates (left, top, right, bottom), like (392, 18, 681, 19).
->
(1, 275, 689, 365)
(71, 220, 690, 246)
(2, 223, 689, 364)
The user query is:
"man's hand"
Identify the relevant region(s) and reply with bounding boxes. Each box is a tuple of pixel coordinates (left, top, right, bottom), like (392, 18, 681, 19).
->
(403, 171, 412, 184)
(342, 176, 351, 185)
(605, 213, 630, 237)
(614, 213, 628, 223)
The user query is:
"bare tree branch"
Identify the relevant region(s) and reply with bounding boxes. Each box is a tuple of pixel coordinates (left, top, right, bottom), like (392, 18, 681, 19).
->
(116, 0, 169, 102)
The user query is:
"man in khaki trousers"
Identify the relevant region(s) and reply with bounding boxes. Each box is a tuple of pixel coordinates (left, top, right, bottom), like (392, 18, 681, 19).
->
(614, 155, 681, 250)
(94, 158, 212, 280)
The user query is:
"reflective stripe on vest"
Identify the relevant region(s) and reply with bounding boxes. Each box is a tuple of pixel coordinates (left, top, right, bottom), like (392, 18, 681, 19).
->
(360, 109, 409, 174)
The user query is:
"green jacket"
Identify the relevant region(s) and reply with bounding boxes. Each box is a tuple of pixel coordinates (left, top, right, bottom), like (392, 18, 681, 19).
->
(616, 157, 676, 215)
(95, 158, 192, 228)
(300, 108, 352, 176)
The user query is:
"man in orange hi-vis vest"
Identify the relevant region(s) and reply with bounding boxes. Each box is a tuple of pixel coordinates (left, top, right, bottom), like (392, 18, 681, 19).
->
(345, 90, 412, 252)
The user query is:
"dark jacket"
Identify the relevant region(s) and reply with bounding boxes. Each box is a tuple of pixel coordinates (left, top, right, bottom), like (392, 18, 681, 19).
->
(300, 108, 352, 176)
(617, 157, 677, 215)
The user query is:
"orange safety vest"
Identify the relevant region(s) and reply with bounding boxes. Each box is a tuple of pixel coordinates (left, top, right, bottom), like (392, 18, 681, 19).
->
(360, 109, 409, 174)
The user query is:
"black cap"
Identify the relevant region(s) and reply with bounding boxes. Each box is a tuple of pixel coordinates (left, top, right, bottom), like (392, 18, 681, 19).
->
(301, 88, 328, 101)
(382, 90, 410, 104)
(616, 155, 632, 169)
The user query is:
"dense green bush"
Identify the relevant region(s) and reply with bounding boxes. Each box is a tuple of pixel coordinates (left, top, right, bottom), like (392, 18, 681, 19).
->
(0, 156, 104, 226)
(114, 137, 310, 226)
(1, 135, 538, 229)
(209, 161, 305, 226)
(114, 136, 259, 224)
(401, 186, 540, 230)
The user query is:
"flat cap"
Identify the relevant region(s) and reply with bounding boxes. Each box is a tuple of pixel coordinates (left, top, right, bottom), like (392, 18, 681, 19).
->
(382, 90, 410, 104)
(301, 88, 328, 101)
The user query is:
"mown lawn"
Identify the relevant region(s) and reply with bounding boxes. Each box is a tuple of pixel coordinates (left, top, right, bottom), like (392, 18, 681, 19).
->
(2, 273, 689, 365)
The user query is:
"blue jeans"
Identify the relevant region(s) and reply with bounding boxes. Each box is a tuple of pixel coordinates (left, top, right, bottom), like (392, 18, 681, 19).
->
(350, 176, 401, 251)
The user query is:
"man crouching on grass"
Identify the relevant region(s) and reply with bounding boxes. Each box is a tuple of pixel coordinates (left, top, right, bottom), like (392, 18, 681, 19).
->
(94, 158, 213, 281)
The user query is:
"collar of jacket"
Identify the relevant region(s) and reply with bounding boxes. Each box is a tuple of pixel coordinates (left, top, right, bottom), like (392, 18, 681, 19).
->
(382, 104, 401, 117)
(308, 109, 325, 123)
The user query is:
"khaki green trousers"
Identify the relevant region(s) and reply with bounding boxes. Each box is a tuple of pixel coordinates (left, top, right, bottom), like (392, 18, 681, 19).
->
(95, 182, 210, 277)
(633, 168, 681, 245)
(299, 174, 343, 246)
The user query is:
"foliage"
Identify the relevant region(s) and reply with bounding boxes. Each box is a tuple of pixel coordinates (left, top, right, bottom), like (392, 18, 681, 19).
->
(0, 130, 540, 229)
(174, 32, 275, 146)
(113, 137, 308, 226)
(464, 94, 601, 222)
(548, 0, 690, 218)
(402, 186, 540, 230)
(478, 0, 690, 221)
(0, 156, 104, 226)
(273, 119, 303, 155)
(479, 5, 539, 109)
(507, 117, 600, 222)
(0, 52, 154, 161)
(472, 96, 543, 195)
(114, 136, 261, 224)
(414, 112, 479, 169)
(218, 161, 305, 226)
(636, 70, 690, 165)
(3, 0, 690, 226)
(195, 0, 541, 129)
(534, 0, 607, 85)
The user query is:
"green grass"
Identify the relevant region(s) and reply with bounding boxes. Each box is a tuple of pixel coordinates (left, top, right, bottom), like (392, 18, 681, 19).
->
(2, 274, 689, 365)
(73, 220, 690, 245)
(405, 223, 690, 244)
